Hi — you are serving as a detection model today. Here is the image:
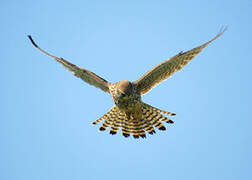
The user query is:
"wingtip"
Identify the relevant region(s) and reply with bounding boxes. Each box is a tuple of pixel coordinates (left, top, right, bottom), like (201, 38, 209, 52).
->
(214, 25, 228, 40)
(217, 25, 228, 37)
(220, 25, 228, 33)
(27, 35, 38, 48)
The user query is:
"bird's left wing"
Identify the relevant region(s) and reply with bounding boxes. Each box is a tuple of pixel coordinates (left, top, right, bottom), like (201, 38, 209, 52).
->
(28, 36, 110, 93)
(133, 27, 227, 95)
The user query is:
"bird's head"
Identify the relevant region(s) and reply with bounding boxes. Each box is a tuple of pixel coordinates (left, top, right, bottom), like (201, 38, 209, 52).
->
(117, 80, 134, 97)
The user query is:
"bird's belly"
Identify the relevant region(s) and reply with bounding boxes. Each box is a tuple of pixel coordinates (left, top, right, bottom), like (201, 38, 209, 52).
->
(116, 96, 142, 119)
(117, 98, 138, 110)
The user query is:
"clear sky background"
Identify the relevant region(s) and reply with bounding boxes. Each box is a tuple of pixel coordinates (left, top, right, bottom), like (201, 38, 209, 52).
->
(1, 0, 251, 180)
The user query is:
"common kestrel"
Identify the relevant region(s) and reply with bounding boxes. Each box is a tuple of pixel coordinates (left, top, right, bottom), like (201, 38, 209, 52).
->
(28, 27, 226, 139)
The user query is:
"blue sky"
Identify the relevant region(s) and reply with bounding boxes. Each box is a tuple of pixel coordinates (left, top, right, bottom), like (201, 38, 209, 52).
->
(1, 0, 251, 179)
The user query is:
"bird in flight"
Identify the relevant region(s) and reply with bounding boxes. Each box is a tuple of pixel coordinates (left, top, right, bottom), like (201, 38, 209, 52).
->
(28, 27, 226, 139)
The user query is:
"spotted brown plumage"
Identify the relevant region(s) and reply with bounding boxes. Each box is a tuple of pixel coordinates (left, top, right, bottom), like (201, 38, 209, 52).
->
(28, 27, 226, 139)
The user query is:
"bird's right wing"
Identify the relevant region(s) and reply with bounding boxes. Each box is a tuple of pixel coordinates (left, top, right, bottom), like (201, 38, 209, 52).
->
(134, 27, 227, 95)
(28, 36, 110, 93)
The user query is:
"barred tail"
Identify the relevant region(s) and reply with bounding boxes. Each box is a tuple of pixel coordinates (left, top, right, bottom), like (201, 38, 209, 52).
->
(92, 103, 176, 139)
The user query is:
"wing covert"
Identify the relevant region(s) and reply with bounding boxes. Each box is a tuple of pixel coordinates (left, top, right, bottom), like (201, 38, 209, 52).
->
(28, 35, 110, 93)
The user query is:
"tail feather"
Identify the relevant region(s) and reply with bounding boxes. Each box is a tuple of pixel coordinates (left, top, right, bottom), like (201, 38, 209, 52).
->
(142, 105, 167, 131)
(131, 120, 140, 139)
(162, 118, 174, 124)
(143, 120, 156, 135)
(138, 119, 147, 138)
(92, 106, 115, 125)
(121, 113, 131, 138)
(99, 118, 111, 131)
(110, 111, 124, 135)
(143, 103, 174, 128)
(98, 106, 116, 131)
(151, 115, 167, 131)
(127, 119, 146, 138)
(148, 104, 176, 116)
(92, 102, 175, 139)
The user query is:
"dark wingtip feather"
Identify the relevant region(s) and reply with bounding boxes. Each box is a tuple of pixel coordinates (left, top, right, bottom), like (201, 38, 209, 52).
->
(27, 35, 39, 48)
(171, 113, 176, 116)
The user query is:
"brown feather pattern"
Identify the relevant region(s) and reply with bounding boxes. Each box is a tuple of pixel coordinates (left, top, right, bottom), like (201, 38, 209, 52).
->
(134, 27, 227, 95)
(92, 103, 175, 138)
(28, 35, 110, 92)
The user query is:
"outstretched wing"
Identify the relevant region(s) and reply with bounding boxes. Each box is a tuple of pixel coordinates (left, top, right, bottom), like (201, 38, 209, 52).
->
(134, 27, 227, 95)
(28, 36, 110, 93)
